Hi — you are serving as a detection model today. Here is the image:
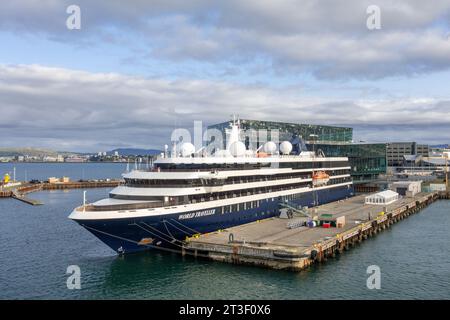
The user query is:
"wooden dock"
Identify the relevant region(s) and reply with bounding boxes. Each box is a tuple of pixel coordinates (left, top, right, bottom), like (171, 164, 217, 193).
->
(0, 190, 13, 198)
(182, 192, 442, 271)
(12, 192, 43, 206)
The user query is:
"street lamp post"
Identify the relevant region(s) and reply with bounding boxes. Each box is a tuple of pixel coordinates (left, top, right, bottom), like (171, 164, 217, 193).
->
(310, 134, 319, 156)
(445, 152, 449, 192)
(309, 134, 319, 209)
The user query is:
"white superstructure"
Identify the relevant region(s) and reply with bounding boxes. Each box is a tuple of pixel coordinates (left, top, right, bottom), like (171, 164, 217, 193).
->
(69, 119, 354, 254)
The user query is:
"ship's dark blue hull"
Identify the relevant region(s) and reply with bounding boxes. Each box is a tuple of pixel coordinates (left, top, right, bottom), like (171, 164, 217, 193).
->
(74, 185, 353, 254)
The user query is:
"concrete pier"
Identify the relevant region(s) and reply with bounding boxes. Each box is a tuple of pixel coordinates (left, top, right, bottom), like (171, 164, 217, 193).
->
(12, 193, 43, 206)
(0, 180, 121, 205)
(41, 180, 121, 190)
(183, 192, 442, 271)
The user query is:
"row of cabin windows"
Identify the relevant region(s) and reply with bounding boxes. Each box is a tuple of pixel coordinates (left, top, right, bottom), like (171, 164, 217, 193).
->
(217, 183, 353, 215)
(218, 199, 281, 215)
(155, 161, 349, 171)
(279, 192, 309, 202)
(219, 200, 261, 214)
(187, 182, 309, 204)
(157, 163, 271, 171)
(186, 176, 352, 204)
(222, 169, 349, 184)
(279, 161, 349, 169)
(112, 176, 353, 203)
(124, 169, 350, 188)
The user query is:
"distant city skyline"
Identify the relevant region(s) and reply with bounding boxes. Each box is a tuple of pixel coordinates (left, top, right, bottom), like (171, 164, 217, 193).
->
(1, 1, 450, 152)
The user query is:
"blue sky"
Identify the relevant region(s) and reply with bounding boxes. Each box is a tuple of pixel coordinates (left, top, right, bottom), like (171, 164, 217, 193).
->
(1, 1, 450, 151)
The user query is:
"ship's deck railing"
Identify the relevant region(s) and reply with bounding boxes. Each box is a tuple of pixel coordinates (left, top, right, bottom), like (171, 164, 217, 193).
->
(123, 172, 319, 187)
(77, 175, 352, 212)
(78, 201, 164, 212)
(156, 154, 327, 160)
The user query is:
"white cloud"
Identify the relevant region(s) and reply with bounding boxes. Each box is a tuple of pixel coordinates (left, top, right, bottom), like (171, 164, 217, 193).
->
(0, 64, 449, 151)
(1, 1, 450, 79)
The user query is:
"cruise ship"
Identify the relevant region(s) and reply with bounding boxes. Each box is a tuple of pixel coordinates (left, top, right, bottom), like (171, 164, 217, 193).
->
(69, 121, 354, 254)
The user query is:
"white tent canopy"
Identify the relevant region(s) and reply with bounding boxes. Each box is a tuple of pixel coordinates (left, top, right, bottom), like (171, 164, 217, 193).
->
(365, 190, 399, 205)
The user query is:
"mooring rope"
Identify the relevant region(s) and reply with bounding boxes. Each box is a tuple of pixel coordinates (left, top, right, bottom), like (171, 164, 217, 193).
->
(131, 222, 174, 244)
(138, 221, 185, 248)
(163, 219, 195, 236)
(169, 218, 201, 235)
(162, 220, 179, 242)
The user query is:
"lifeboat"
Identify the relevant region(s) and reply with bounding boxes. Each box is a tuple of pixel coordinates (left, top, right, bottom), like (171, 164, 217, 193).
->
(312, 171, 330, 186)
(257, 152, 269, 158)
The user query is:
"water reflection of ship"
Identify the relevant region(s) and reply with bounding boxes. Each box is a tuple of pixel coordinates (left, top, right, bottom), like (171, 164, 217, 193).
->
(99, 252, 209, 298)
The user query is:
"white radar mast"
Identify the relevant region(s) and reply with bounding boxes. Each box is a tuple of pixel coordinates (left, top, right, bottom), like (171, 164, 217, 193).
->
(226, 115, 246, 157)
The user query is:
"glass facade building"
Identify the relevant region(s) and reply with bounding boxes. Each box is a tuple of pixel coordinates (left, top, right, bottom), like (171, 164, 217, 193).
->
(208, 119, 387, 184)
(309, 143, 387, 183)
(209, 119, 353, 144)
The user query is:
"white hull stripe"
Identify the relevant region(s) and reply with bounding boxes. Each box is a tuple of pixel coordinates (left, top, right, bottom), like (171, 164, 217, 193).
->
(110, 174, 351, 197)
(70, 182, 353, 221)
(123, 166, 351, 180)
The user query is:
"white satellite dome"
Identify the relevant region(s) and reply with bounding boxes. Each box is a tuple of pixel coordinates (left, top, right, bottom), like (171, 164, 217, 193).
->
(229, 141, 246, 157)
(180, 142, 195, 157)
(263, 141, 277, 154)
(280, 141, 293, 155)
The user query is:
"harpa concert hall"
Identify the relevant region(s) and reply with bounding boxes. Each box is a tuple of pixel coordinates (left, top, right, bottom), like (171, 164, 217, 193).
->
(208, 119, 388, 192)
